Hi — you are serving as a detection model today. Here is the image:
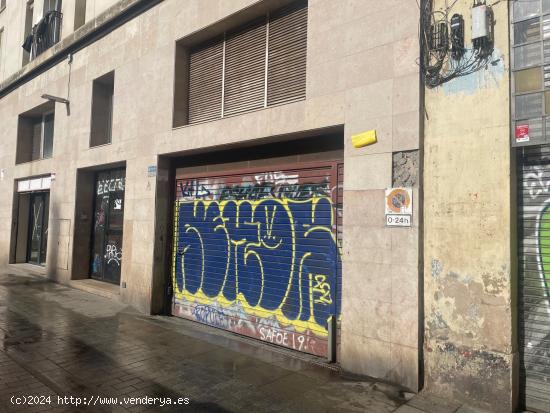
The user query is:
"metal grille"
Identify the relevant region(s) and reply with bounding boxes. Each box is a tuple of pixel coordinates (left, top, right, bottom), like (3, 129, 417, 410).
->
(188, 37, 224, 124)
(223, 19, 267, 116)
(31, 10, 62, 59)
(171, 162, 342, 357)
(518, 144, 550, 413)
(267, 1, 308, 106)
(186, 0, 307, 124)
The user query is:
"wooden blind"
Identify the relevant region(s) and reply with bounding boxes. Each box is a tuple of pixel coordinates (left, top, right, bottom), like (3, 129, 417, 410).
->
(267, 1, 308, 106)
(223, 19, 267, 117)
(188, 37, 224, 124)
(187, 1, 308, 124)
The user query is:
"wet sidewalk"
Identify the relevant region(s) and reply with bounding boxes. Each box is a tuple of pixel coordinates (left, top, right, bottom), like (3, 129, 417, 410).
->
(0, 271, 476, 413)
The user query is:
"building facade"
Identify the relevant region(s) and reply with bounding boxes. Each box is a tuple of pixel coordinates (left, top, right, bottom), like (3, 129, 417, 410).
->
(2, 0, 547, 412)
(0, 0, 422, 394)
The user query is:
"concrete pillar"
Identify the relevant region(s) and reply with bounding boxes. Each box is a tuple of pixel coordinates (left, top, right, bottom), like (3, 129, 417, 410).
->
(422, 1, 517, 411)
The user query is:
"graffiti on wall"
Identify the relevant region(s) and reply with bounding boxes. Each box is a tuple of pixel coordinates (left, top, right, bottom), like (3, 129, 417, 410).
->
(172, 169, 342, 356)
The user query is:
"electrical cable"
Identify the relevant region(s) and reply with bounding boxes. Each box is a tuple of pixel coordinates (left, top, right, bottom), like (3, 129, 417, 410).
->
(420, 0, 495, 88)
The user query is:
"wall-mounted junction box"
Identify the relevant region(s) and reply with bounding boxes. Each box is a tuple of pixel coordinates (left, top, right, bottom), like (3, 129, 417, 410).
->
(471, 4, 489, 40)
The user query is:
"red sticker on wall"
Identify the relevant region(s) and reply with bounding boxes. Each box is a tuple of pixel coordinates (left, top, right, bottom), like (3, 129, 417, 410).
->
(515, 124, 530, 143)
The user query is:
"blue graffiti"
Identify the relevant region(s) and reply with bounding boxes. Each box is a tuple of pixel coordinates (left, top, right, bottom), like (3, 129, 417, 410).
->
(192, 305, 230, 329)
(174, 197, 341, 332)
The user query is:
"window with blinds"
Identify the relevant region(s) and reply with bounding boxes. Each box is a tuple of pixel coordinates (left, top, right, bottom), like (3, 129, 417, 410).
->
(184, 0, 307, 125)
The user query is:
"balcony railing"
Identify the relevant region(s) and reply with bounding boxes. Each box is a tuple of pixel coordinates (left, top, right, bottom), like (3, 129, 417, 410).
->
(22, 11, 62, 61)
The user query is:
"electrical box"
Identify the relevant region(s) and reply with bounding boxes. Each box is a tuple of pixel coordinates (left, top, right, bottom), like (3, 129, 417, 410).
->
(471, 5, 489, 40)
(429, 22, 448, 51)
(450, 14, 464, 59)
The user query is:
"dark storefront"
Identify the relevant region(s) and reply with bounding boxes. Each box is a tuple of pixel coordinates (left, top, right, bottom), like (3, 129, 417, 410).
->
(90, 168, 125, 284)
(12, 176, 52, 266)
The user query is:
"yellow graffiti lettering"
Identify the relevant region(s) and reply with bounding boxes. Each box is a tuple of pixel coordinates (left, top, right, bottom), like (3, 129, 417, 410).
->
(172, 196, 339, 337)
(313, 274, 332, 305)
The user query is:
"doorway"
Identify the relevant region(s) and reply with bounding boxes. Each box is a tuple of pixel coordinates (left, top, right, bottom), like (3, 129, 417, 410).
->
(26, 192, 49, 265)
(90, 168, 125, 284)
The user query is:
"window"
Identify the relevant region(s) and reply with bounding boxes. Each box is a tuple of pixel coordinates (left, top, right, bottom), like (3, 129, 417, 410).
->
(22, 1, 34, 65)
(74, 0, 86, 30)
(16, 102, 55, 164)
(22, 0, 62, 63)
(511, 0, 550, 145)
(42, 0, 62, 49)
(43, 0, 61, 15)
(173, 0, 307, 127)
(90, 71, 114, 147)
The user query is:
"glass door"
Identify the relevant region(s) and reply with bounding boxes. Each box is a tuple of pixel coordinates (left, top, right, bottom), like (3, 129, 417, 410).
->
(90, 169, 125, 284)
(27, 192, 49, 265)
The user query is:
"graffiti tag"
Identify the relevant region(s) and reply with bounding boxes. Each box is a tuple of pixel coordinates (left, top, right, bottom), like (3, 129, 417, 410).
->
(105, 243, 122, 266)
(97, 178, 125, 195)
(192, 305, 230, 329)
(254, 171, 299, 185)
(177, 178, 330, 201)
(178, 180, 212, 199)
(312, 274, 332, 305)
(259, 326, 307, 351)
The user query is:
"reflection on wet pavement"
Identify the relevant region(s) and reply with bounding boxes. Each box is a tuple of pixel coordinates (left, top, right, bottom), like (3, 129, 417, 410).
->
(0, 273, 408, 412)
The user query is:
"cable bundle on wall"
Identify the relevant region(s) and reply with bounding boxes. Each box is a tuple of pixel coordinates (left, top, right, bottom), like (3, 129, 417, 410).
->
(420, 0, 495, 88)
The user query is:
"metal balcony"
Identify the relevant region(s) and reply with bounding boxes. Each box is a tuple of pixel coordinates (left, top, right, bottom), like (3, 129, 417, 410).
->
(22, 10, 62, 61)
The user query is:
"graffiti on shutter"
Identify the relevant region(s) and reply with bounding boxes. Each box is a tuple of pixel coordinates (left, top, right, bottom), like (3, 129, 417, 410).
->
(172, 164, 342, 356)
(519, 152, 550, 412)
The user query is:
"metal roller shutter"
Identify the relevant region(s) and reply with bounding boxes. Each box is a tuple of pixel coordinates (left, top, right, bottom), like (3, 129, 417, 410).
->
(188, 37, 224, 124)
(267, 0, 307, 106)
(185, 0, 308, 124)
(223, 19, 267, 116)
(518, 145, 550, 413)
(171, 162, 343, 357)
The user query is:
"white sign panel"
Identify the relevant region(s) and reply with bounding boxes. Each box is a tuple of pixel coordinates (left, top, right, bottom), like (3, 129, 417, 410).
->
(17, 175, 53, 192)
(17, 180, 30, 192)
(386, 214, 412, 227)
(385, 187, 413, 227)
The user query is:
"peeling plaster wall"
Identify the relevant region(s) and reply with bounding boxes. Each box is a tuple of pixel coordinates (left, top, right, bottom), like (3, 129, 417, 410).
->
(423, 0, 516, 411)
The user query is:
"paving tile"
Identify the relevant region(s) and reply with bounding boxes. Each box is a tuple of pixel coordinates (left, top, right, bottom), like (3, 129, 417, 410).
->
(0, 271, 464, 413)
(455, 405, 492, 413)
(394, 406, 426, 413)
(407, 394, 461, 413)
